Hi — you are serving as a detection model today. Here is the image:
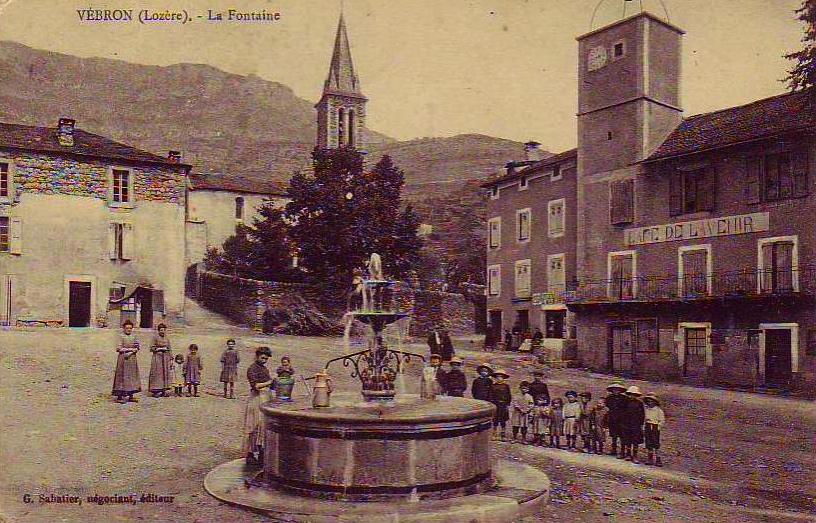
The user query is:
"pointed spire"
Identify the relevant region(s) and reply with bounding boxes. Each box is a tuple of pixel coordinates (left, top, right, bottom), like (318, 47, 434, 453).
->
(323, 12, 364, 97)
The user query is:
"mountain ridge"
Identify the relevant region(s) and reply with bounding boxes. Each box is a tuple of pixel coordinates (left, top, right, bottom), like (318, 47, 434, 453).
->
(0, 40, 539, 198)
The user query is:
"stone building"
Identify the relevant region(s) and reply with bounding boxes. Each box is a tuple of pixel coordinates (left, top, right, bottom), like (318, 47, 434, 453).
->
(0, 118, 190, 328)
(485, 11, 816, 394)
(186, 173, 288, 264)
(481, 144, 578, 358)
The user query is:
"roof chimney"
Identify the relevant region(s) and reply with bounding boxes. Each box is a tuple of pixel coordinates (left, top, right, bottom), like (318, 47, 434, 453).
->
(57, 118, 75, 147)
(524, 141, 542, 162)
(167, 150, 182, 163)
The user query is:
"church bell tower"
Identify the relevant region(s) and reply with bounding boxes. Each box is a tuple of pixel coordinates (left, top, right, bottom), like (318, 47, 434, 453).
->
(316, 12, 367, 150)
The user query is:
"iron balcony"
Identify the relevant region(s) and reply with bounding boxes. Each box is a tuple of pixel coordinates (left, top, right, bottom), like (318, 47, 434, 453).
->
(565, 266, 816, 304)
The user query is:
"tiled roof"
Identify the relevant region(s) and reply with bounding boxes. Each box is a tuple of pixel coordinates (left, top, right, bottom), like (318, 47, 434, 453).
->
(480, 148, 577, 188)
(190, 172, 288, 196)
(647, 89, 816, 162)
(0, 121, 188, 167)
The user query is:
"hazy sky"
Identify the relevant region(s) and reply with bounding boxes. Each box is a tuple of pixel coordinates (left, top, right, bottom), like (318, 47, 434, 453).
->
(0, 0, 806, 152)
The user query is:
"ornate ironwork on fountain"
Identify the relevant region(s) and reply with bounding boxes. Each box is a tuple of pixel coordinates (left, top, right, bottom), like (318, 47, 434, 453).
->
(326, 253, 425, 401)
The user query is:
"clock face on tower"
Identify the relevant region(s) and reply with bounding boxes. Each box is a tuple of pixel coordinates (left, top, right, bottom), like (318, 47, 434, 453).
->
(587, 45, 608, 72)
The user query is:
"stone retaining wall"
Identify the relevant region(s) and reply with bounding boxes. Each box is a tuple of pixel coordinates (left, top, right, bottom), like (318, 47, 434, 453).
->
(195, 271, 478, 337)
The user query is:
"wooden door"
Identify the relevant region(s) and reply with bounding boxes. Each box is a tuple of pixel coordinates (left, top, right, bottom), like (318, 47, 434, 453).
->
(609, 325, 634, 372)
(683, 328, 708, 378)
(68, 282, 91, 327)
(765, 329, 792, 386)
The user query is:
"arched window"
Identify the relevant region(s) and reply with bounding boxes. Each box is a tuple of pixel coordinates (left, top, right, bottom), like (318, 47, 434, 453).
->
(235, 196, 245, 221)
(348, 109, 356, 148)
(338, 108, 346, 146)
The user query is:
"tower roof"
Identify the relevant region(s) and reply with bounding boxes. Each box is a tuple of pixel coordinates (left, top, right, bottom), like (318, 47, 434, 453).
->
(323, 13, 366, 100)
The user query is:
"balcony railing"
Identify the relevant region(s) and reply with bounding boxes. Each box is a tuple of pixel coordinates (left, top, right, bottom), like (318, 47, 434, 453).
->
(566, 266, 816, 304)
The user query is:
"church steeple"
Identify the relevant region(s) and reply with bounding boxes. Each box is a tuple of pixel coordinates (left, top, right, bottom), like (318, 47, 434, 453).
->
(324, 13, 362, 95)
(316, 12, 367, 150)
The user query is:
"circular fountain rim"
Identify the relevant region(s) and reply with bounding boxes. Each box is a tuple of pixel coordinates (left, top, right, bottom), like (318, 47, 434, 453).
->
(260, 393, 495, 425)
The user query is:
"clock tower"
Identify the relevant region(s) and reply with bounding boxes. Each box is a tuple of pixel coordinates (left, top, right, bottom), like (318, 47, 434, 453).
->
(577, 12, 684, 175)
(316, 12, 367, 151)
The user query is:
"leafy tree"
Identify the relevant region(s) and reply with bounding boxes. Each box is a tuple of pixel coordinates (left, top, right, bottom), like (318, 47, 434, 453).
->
(411, 180, 486, 289)
(203, 224, 259, 278)
(286, 147, 422, 292)
(204, 201, 299, 282)
(785, 0, 816, 92)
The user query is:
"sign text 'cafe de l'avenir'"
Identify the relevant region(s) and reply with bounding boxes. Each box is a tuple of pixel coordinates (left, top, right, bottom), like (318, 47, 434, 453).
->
(624, 212, 770, 247)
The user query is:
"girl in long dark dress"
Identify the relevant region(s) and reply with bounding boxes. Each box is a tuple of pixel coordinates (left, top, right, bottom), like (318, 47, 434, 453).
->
(112, 320, 141, 403)
(184, 344, 203, 397)
(242, 347, 274, 467)
(148, 323, 173, 397)
(219, 338, 240, 399)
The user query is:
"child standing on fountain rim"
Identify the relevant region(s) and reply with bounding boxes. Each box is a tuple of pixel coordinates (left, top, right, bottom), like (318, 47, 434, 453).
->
(488, 369, 512, 441)
(549, 397, 565, 448)
(184, 344, 203, 397)
(220, 338, 240, 399)
(511, 381, 534, 443)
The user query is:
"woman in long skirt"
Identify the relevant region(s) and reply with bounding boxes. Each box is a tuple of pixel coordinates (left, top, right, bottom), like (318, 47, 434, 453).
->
(148, 323, 173, 397)
(112, 320, 141, 403)
(242, 347, 274, 467)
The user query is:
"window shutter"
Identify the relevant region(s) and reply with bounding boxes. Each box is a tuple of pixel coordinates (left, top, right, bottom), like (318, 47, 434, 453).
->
(778, 154, 793, 199)
(792, 149, 809, 197)
(760, 242, 774, 292)
(682, 249, 708, 295)
(745, 157, 761, 204)
(697, 168, 716, 212)
(107, 168, 114, 204)
(9, 217, 21, 254)
(108, 223, 118, 259)
(121, 223, 134, 260)
(624, 179, 634, 222)
(765, 155, 780, 200)
(610, 179, 634, 224)
(669, 171, 683, 216)
(610, 182, 622, 224)
(127, 170, 135, 204)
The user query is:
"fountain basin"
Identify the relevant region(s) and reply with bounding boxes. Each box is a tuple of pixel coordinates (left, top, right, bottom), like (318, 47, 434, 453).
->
(261, 393, 495, 502)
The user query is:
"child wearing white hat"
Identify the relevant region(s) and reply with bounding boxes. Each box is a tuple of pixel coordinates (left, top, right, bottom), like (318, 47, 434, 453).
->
(622, 385, 645, 463)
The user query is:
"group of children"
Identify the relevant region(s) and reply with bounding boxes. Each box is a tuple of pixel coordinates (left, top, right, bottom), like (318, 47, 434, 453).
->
(468, 363, 667, 467)
(112, 321, 282, 402)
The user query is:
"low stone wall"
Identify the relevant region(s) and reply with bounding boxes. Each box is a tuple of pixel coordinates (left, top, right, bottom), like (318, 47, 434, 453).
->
(196, 272, 478, 337)
(398, 289, 476, 336)
(197, 272, 336, 335)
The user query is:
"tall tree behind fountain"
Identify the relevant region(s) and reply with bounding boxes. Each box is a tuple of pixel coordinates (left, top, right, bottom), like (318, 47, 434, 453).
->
(286, 147, 423, 294)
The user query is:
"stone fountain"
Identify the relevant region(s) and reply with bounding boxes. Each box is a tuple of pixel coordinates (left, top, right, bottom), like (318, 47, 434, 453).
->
(204, 256, 549, 522)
